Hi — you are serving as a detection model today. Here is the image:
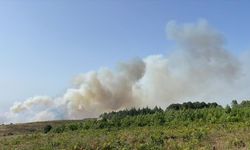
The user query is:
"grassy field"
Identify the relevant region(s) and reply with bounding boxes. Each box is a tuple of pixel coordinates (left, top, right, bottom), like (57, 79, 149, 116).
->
(0, 122, 250, 149)
(0, 120, 87, 137)
(1, 101, 250, 150)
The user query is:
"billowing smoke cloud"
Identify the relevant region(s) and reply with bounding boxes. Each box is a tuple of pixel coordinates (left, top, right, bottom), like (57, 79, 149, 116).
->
(2, 20, 250, 123)
(63, 59, 145, 119)
(4, 59, 146, 123)
(10, 96, 54, 113)
(137, 20, 241, 107)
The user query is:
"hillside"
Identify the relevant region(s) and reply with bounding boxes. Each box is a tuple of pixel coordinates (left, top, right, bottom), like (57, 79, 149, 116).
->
(0, 120, 92, 137)
(1, 101, 250, 149)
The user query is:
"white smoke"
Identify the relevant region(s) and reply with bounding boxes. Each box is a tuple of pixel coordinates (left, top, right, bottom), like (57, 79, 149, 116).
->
(4, 59, 145, 123)
(1, 20, 250, 123)
(10, 96, 54, 113)
(62, 59, 145, 119)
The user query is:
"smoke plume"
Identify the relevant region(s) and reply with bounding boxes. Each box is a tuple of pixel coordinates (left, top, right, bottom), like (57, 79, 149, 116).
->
(2, 20, 250, 123)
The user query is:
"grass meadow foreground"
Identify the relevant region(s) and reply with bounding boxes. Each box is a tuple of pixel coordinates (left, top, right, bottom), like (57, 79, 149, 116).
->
(1, 101, 250, 150)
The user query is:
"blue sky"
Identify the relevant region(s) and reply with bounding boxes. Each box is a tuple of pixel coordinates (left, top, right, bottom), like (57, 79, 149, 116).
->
(0, 0, 250, 112)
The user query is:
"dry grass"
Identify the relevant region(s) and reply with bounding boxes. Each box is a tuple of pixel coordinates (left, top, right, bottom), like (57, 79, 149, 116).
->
(0, 119, 90, 137)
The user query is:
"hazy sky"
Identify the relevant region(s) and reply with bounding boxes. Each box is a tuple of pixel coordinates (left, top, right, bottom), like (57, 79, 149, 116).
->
(0, 0, 250, 112)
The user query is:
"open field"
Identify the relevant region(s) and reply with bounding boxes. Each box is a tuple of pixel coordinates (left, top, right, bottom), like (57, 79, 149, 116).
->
(0, 122, 250, 149)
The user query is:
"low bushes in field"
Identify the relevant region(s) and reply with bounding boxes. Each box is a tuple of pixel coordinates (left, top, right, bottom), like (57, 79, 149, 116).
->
(44, 125, 52, 133)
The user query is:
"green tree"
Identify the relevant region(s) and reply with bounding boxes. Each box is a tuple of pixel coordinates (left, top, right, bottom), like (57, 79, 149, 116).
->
(231, 100, 238, 108)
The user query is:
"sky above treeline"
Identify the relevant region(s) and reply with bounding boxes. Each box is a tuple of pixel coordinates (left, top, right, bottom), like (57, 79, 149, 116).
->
(0, 1, 250, 122)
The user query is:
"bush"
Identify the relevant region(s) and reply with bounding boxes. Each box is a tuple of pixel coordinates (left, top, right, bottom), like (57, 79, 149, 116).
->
(231, 139, 246, 148)
(68, 124, 78, 131)
(53, 125, 66, 133)
(44, 125, 52, 133)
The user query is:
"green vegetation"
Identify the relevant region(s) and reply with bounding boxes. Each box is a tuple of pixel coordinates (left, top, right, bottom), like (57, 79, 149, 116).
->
(1, 100, 250, 149)
(43, 125, 52, 134)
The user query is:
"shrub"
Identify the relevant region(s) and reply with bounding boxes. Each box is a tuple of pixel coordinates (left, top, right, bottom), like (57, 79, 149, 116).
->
(231, 139, 246, 148)
(68, 124, 78, 131)
(44, 125, 52, 133)
(53, 125, 66, 133)
(7, 132, 14, 136)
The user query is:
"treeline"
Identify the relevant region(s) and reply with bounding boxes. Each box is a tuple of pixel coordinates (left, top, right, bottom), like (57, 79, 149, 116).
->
(167, 101, 221, 110)
(231, 100, 250, 108)
(45, 100, 250, 133)
(100, 106, 163, 120)
(100, 101, 221, 120)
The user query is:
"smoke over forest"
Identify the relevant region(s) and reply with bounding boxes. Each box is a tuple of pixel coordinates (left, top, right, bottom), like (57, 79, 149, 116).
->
(1, 20, 250, 123)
